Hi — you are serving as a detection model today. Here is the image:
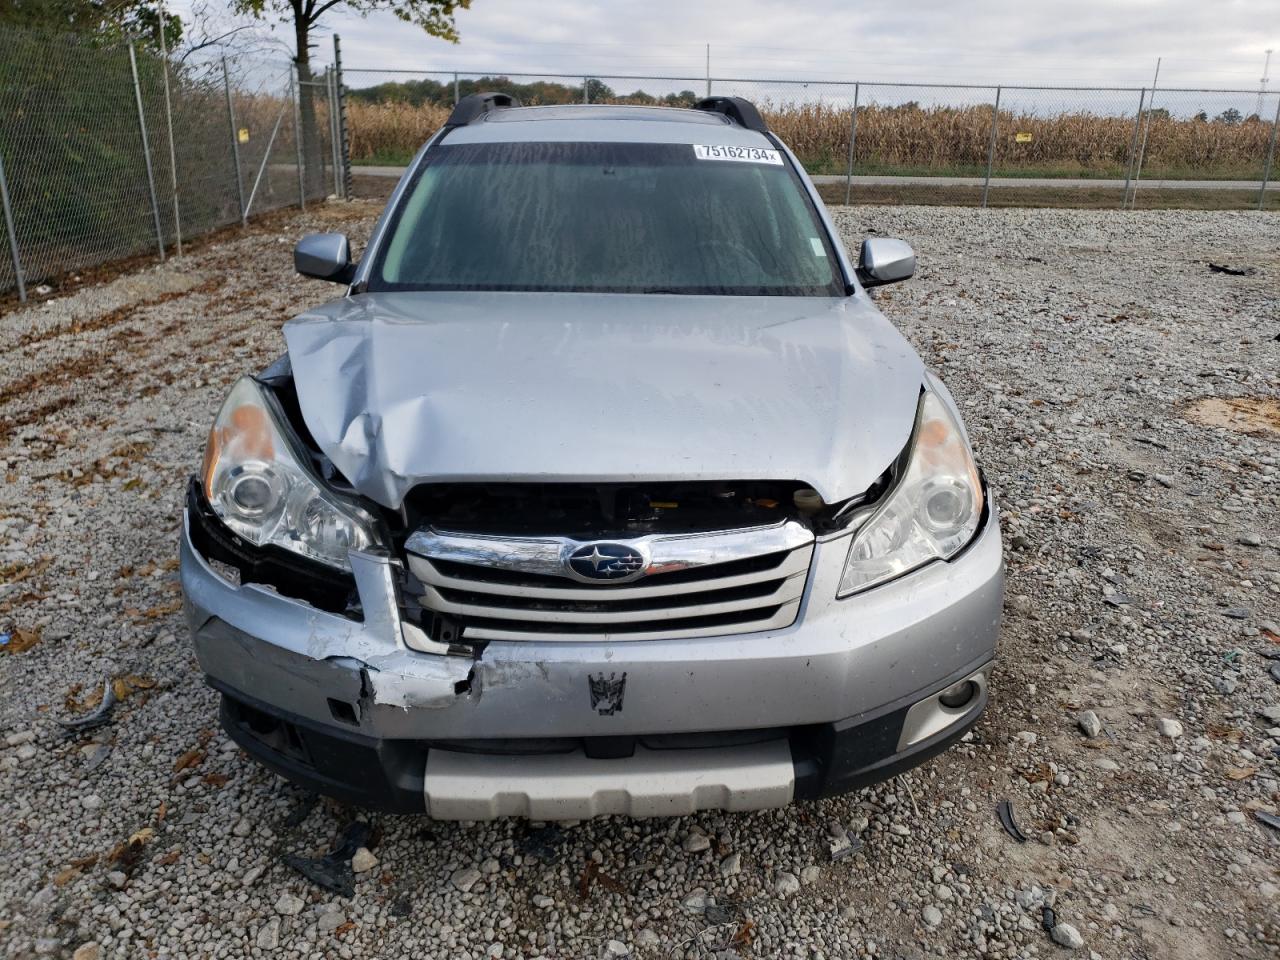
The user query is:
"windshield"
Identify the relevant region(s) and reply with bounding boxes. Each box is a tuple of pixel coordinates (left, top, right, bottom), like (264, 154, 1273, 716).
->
(369, 141, 845, 296)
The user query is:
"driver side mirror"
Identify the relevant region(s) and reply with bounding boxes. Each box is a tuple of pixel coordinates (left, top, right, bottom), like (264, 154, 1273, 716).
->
(294, 233, 356, 284)
(857, 238, 916, 288)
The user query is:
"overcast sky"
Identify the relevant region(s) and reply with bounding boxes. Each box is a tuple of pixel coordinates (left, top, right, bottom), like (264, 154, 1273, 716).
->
(181, 1, 1280, 91)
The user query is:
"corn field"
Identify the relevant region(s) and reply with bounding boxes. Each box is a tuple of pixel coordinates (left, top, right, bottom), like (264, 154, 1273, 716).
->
(346, 97, 1279, 181)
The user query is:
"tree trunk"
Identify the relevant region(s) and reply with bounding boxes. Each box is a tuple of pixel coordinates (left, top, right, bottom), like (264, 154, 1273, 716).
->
(294, 14, 324, 197)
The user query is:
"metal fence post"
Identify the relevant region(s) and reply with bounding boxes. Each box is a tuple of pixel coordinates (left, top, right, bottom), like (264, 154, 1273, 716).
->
(844, 82, 859, 206)
(333, 34, 350, 199)
(244, 103, 290, 219)
(1129, 57, 1161, 210)
(129, 42, 165, 261)
(222, 56, 247, 224)
(1122, 88, 1146, 209)
(583, 77, 589, 104)
(0, 150, 26, 302)
(1259, 95, 1280, 210)
(982, 86, 1001, 208)
(291, 67, 305, 210)
(327, 67, 342, 197)
(157, 6, 182, 256)
(453, 71, 460, 105)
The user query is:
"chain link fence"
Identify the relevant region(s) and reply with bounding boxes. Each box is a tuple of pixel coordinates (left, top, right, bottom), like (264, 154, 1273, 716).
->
(343, 68, 1280, 213)
(6, 43, 1280, 302)
(0, 24, 342, 302)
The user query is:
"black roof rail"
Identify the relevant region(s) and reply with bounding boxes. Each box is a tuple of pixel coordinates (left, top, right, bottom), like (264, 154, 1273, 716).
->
(444, 92, 523, 127)
(692, 96, 769, 134)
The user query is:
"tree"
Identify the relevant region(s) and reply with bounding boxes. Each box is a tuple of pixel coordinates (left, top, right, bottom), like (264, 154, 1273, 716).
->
(0, 0, 181, 48)
(584, 78, 613, 102)
(233, 1, 470, 193)
(1216, 107, 1242, 125)
(232, 1, 470, 76)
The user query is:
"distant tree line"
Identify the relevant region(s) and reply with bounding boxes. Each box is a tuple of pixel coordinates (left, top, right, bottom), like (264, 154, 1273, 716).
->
(347, 75, 700, 108)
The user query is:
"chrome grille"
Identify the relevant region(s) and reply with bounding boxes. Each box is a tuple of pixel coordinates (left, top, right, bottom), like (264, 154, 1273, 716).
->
(404, 521, 814, 643)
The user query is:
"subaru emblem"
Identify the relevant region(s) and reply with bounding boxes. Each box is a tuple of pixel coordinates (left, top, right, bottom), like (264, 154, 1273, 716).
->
(566, 543, 646, 583)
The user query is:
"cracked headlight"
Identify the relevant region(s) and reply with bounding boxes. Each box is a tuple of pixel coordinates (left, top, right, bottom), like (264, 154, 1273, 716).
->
(838, 389, 984, 596)
(200, 376, 377, 571)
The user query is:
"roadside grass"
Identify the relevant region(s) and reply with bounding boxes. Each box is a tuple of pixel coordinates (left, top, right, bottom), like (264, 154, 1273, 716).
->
(814, 182, 1280, 210)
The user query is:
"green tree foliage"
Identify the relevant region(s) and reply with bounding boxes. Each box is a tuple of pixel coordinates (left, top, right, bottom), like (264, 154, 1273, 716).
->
(1215, 107, 1242, 125)
(347, 75, 698, 108)
(231, 0, 470, 69)
(0, 0, 180, 48)
(232, 1, 471, 194)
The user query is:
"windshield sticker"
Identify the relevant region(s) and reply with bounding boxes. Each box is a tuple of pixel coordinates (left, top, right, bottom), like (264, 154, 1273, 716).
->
(693, 144, 784, 165)
(809, 237, 827, 257)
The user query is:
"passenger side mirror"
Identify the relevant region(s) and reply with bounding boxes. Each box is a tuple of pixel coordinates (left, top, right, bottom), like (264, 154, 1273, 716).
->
(294, 233, 355, 284)
(857, 238, 916, 288)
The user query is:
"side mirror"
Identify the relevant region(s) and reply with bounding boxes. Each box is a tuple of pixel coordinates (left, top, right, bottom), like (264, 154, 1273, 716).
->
(857, 238, 916, 288)
(294, 233, 355, 284)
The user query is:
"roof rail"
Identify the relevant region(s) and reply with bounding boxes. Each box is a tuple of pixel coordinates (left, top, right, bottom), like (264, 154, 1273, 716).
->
(444, 92, 523, 127)
(692, 96, 769, 134)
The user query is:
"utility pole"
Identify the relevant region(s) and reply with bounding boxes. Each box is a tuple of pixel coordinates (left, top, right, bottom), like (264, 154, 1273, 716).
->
(1257, 49, 1273, 118)
(705, 44, 711, 97)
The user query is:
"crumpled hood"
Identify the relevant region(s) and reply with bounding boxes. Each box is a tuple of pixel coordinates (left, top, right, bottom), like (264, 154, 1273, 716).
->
(283, 292, 925, 510)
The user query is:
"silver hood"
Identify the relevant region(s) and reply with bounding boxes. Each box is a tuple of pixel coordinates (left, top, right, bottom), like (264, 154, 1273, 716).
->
(283, 292, 924, 510)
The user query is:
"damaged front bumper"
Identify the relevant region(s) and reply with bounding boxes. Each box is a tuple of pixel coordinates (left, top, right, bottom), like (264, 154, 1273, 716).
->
(182, 506, 1003, 817)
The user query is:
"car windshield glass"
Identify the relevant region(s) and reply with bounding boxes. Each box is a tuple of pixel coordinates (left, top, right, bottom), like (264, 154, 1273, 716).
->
(370, 141, 844, 296)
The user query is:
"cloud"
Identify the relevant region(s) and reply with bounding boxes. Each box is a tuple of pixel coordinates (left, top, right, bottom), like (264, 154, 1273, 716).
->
(181, 0, 1280, 90)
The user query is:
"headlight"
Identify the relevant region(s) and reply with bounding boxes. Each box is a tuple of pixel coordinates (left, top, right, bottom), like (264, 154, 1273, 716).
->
(838, 389, 984, 596)
(200, 376, 378, 570)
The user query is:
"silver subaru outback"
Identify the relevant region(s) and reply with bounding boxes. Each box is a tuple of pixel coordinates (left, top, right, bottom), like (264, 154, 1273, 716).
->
(181, 94, 1003, 819)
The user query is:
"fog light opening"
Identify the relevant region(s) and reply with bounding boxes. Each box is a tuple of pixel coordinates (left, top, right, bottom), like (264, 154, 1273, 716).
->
(938, 679, 978, 710)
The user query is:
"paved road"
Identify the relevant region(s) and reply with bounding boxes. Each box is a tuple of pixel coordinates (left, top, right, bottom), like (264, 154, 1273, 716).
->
(353, 164, 1268, 191)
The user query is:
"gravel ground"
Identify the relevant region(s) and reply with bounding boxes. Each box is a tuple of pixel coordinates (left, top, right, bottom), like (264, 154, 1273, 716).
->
(2, 201, 1279, 960)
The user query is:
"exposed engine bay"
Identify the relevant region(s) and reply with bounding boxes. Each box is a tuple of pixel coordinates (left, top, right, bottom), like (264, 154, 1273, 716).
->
(402, 479, 855, 539)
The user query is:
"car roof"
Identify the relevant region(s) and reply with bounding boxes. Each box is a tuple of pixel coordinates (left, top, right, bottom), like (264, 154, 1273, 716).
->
(441, 104, 777, 148)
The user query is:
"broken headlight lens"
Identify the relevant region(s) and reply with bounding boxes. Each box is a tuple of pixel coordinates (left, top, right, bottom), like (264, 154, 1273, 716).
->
(838, 389, 984, 596)
(200, 376, 377, 571)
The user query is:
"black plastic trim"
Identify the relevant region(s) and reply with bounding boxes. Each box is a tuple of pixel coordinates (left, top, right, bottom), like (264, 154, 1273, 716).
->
(693, 96, 769, 133)
(186, 478, 357, 616)
(210, 657, 992, 814)
(217, 687, 426, 814)
(444, 91, 522, 127)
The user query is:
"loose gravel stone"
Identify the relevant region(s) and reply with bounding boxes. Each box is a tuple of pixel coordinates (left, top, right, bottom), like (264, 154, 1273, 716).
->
(682, 832, 711, 853)
(1052, 922, 1085, 949)
(1158, 718, 1185, 738)
(274, 892, 304, 916)
(635, 928, 662, 948)
(450, 867, 481, 892)
(351, 847, 378, 874)
(256, 919, 280, 950)
(1077, 710, 1103, 738)
(922, 905, 943, 927)
(4, 201, 1279, 960)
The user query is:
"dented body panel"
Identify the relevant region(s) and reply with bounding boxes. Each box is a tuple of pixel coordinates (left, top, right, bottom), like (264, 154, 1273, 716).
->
(283, 293, 923, 510)
(181, 102, 1004, 818)
(182, 505, 1002, 741)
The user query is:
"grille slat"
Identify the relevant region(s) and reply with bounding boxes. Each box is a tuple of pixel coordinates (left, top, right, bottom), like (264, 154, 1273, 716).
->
(423, 573, 802, 624)
(404, 521, 814, 643)
(418, 546, 810, 601)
